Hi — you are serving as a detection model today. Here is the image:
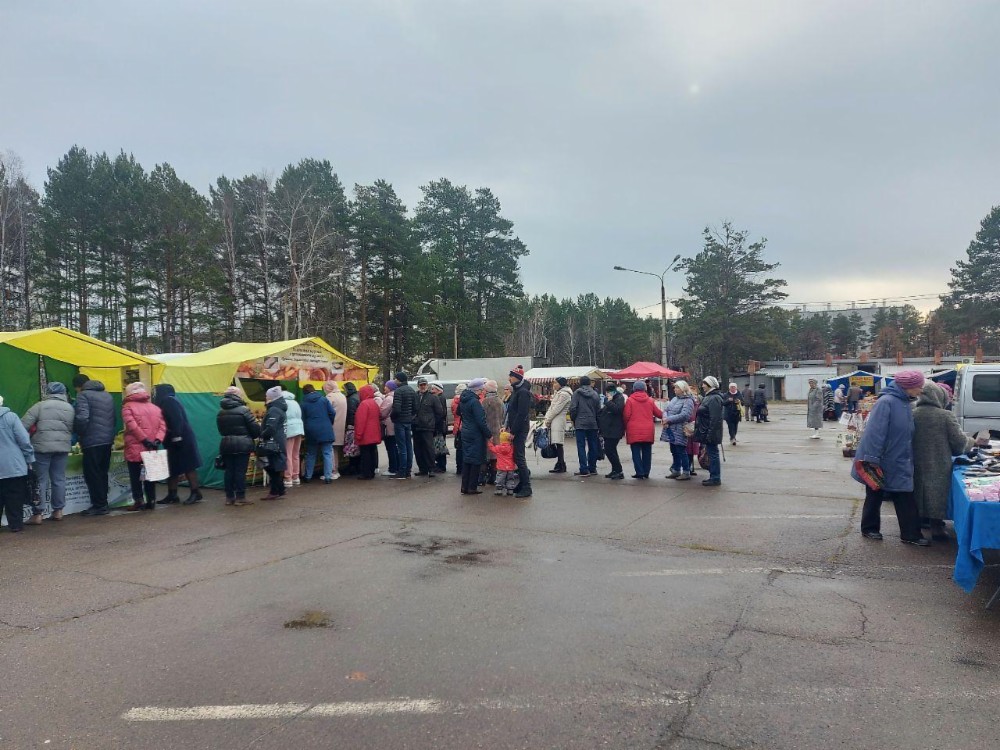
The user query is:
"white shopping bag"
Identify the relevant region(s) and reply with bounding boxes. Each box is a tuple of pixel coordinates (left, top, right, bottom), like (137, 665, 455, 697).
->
(838, 412, 852, 427)
(140, 450, 170, 482)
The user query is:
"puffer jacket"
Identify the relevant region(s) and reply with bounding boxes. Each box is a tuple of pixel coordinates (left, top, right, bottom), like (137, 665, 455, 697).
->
(301, 391, 336, 443)
(850, 381, 916, 493)
(544, 386, 573, 443)
(354, 385, 383, 446)
(0, 406, 34, 479)
(344, 383, 360, 427)
(598, 391, 626, 440)
(22, 393, 75, 454)
(379, 391, 395, 436)
(282, 391, 304, 438)
(216, 394, 260, 455)
(260, 397, 288, 471)
(74, 380, 117, 448)
(459, 388, 492, 465)
(121, 390, 167, 463)
(569, 385, 600, 430)
(327, 389, 347, 446)
(663, 395, 695, 446)
(392, 383, 417, 425)
(623, 390, 663, 444)
(413, 390, 445, 433)
(694, 389, 724, 446)
(506, 380, 533, 434)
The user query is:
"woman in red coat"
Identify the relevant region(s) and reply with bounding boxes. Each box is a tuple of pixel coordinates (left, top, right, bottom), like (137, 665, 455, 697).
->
(353, 385, 383, 480)
(622, 381, 663, 480)
(121, 382, 167, 510)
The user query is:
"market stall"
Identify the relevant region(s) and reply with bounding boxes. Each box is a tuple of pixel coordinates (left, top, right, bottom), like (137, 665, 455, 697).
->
(524, 366, 605, 416)
(949, 452, 1000, 605)
(825, 370, 890, 395)
(0, 327, 164, 522)
(159, 337, 376, 487)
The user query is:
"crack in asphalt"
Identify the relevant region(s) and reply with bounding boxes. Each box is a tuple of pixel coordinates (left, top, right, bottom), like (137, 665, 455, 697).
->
(0, 531, 382, 637)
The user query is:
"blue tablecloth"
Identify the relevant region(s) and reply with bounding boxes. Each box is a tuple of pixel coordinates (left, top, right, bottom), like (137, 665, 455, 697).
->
(948, 466, 1000, 592)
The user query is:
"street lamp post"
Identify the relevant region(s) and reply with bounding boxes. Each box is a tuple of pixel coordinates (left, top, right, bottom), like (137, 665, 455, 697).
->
(614, 255, 682, 367)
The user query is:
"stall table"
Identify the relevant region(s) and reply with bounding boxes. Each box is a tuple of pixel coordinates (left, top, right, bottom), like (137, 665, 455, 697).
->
(948, 466, 1000, 606)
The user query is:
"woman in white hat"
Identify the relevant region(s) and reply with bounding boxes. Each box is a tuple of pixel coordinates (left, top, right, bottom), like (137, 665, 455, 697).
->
(694, 377, 724, 486)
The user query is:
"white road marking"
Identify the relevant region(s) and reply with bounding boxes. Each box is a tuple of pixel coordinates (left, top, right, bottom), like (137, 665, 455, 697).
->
(612, 563, 957, 578)
(122, 693, 690, 722)
(686, 514, 846, 520)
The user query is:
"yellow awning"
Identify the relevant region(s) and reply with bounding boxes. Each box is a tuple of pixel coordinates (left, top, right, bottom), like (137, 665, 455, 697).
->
(0, 327, 161, 369)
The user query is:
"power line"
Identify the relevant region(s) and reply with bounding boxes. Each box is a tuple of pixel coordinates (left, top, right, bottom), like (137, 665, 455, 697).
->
(635, 291, 947, 312)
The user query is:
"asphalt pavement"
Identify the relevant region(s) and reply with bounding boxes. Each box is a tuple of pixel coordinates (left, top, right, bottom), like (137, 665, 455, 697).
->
(2, 403, 1000, 749)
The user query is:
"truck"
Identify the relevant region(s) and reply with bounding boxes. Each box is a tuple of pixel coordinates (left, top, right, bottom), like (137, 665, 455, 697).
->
(953, 364, 1000, 436)
(417, 357, 535, 386)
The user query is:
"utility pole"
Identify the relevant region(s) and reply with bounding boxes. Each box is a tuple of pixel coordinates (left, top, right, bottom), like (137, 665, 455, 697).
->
(614, 254, 682, 367)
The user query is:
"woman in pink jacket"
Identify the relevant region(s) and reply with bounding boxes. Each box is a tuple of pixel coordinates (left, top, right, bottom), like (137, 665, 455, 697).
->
(622, 380, 663, 480)
(121, 382, 167, 510)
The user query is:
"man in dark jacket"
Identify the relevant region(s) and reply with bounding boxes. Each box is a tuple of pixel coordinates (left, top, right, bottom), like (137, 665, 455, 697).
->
(412, 378, 445, 477)
(506, 366, 533, 497)
(73, 374, 116, 516)
(341, 382, 362, 476)
(753, 384, 769, 422)
(598, 382, 626, 480)
(569, 375, 601, 476)
(695, 376, 725, 486)
(391, 372, 417, 479)
(431, 381, 449, 474)
(300, 384, 337, 483)
(216, 386, 261, 505)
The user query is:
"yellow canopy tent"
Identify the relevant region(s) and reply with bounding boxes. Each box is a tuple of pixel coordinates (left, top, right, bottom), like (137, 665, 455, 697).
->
(159, 337, 376, 487)
(0, 327, 163, 418)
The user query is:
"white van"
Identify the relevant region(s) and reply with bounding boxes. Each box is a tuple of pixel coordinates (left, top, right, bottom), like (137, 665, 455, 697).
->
(953, 364, 1000, 436)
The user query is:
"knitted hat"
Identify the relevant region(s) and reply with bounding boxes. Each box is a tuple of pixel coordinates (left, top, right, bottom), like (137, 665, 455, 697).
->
(938, 382, 953, 399)
(632, 380, 646, 392)
(469, 378, 487, 391)
(265, 386, 283, 403)
(224, 385, 243, 397)
(729, 383, 738, 391)
(417, 376, 428, 385)
(124, 382, 147, 397)
(46, 382, 67, 395)
(702, 376, 720, 390)
(395, 371, 408, 383)
(323, 381, 339, 393)
(455, 383, 467, 394)
(893, 370, 925, 390)
(430, 381, 443, 392)
(509, 365, 525, 381)
(555, 376, 568, 387)
(485, 380, 498, 393)
(385, 380, 398, 391)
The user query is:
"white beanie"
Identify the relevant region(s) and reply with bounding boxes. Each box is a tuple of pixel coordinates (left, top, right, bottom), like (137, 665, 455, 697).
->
(702, 376, 720, 390)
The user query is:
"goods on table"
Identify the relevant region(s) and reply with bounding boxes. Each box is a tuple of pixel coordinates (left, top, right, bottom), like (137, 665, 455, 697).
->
(959, 440, 1000, 501)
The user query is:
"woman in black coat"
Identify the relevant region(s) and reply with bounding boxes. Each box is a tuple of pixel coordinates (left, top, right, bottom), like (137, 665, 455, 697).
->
(598, 383, 626, 480)
(216, 386, 261, 506)
(459, 380, 492, 495)
(260, 386, 288, 500)
(154, 383, 204, 505)
(694, 377, 725, 487)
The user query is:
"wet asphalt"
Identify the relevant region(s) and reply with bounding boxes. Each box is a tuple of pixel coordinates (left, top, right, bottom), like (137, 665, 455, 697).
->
(2, 403, 999, 749)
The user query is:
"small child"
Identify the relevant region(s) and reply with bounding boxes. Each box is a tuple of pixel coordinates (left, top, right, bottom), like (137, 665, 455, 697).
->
(488, 432, 518, 495)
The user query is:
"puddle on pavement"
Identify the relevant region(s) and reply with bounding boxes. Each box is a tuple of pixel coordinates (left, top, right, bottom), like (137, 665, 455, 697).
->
(389, 534, 493, 566)
(284, 610, 333, 629)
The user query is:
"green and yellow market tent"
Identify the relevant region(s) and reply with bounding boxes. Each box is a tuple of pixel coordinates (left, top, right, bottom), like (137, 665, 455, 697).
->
(0, 327, 163, 424)
(159, 337, 376, 487)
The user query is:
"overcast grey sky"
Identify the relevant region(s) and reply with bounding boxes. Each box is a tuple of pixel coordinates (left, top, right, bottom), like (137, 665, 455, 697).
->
(3, 1, 997, 317)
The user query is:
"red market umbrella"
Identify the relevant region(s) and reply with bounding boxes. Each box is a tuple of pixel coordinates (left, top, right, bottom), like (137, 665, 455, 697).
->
(609, 361, 687, 380)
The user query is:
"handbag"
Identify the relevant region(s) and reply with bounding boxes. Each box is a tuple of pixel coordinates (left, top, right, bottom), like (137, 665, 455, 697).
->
(534, 426, 550, 451)
(343, 427, 360, 457)
(540, 443, 558, 459)
(698, 446, 711, 470)
(853, 460, 885, 491)
(683, 421, 696, 438)
(434, 434, 449, 456)
(140, 449, 170, 482)
(255, 438, 281, 457)
(214, 454, 226, 470)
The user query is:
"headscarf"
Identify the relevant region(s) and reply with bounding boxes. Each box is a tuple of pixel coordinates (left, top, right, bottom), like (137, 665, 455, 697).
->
(323, 381, 339, 394)
(124, 382, 147, 397)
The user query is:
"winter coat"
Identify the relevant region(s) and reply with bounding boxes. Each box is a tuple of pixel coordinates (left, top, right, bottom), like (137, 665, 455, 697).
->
(74, 380, 117, 448)
(753, 388, 768, 408)
(260, 397, 288, 472)
(483, 392, 505, 442)
(301, 391, 336, 444)
(850, 381, 915, 493)
(822, 385, 834, 411)
(216, 394, 260, 455)
(623, 391, 663, 444)
(0, 406, 34, 479)
(663, 395, 695, 446)
(598, 391, 626, 441)
(22, 393, 75, 454)
(569, 385, 600, 431)
(913, 384, 973, 521)
(806, 387, 824, 429)
(741, 387, 753, 407)
(391, 383, 417, 425)
(379, 391, 395, 437)
(723, 391, 743, 421)
(282, 391, 304, 438)
(354, 385, 383, 446)
(452, 396, 463, 434)
(488, 441, 516, 472)
(834, 388, 846, 405)
(328, 390, 348, 446)
(506, 380, 532, 435)
(459, 388, 492, 465)
(413, 390, 445, 433)
(847, 385, 862, 404)
(695, 390, 724, 446)
(154, 384, 202, 475)
(544, 386, 573, 443)
(344, 383, 360, 427)
(121, 391, 167, 463)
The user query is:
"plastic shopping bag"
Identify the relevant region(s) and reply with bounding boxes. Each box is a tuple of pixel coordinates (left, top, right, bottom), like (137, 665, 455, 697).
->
(140, 450, 170, 482)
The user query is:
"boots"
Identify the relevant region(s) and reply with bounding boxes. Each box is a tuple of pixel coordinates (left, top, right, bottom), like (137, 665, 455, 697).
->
(183, 489, 204, 505)
(157, 492, 180, 505)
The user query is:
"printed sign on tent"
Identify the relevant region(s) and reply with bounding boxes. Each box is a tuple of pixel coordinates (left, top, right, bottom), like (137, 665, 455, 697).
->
(234, 342, 369, 383)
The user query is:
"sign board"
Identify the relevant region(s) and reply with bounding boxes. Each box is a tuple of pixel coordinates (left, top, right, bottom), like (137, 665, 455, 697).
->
(235, 342, 369, 383)
(849, 375, 874, 388)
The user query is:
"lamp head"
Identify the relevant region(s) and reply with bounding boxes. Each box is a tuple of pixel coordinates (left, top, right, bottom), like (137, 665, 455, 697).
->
(613, 265, 626, 271)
